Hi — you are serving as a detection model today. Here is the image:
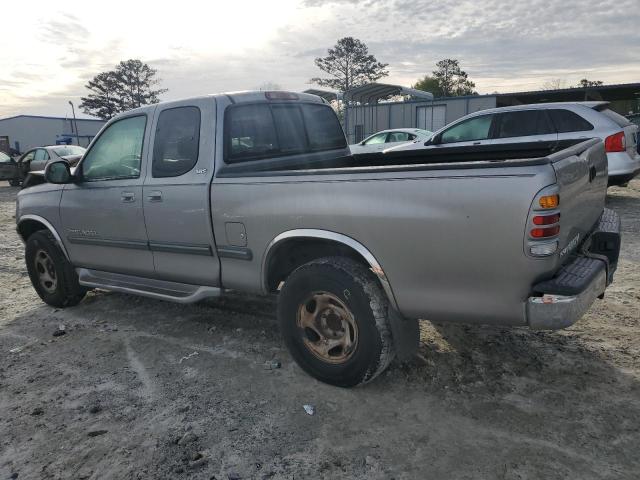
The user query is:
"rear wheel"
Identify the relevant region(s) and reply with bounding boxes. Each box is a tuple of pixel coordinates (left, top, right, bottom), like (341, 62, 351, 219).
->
(278, 257, 395, 387)
(25, 231, 86, 307)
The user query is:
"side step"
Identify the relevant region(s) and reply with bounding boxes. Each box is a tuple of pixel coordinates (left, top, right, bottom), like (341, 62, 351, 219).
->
(77, 268, 222, 304)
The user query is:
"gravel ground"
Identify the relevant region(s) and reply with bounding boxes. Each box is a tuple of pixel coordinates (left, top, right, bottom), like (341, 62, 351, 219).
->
(1, 180, 639, 480)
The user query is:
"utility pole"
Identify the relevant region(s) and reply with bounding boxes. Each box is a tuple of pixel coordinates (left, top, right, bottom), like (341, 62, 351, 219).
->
(68, 101, 80, 146)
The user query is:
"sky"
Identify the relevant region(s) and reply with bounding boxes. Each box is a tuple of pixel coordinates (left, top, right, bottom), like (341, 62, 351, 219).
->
(1, 0, 639, 118)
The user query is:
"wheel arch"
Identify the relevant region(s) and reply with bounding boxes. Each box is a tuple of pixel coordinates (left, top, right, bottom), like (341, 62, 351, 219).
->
(262, 229, 399, 310)
(17, 215, 70, 260)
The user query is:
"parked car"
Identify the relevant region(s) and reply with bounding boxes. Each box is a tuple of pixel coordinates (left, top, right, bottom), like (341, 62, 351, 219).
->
(18, 145, 86, 187)
(0, 151, 20, 186)
(350, 128, 432, 154)
(15, 91, 620, 387)
(386, 102, 640, 186)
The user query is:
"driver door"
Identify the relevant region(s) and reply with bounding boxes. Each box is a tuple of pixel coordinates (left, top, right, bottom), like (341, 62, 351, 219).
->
(435, 114, 496, 148)
(59, 112, 156, 276)
(0, 153, 18, 181)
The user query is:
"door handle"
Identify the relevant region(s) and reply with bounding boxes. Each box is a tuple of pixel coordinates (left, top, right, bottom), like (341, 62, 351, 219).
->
(121, 192, 135, 202)
(473, 141, 481, 145)
(147, 191, 163, 202)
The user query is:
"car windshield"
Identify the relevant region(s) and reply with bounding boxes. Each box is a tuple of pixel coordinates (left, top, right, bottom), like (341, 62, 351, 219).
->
(52, 145, 86, 157)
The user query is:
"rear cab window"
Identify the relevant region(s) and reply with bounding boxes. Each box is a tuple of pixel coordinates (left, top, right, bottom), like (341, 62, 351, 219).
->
(224, 102, 346, 163)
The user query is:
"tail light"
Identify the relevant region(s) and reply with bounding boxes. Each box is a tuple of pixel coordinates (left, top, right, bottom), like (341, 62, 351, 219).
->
(531, 225, 560, 238)
(527, 188, 561, 256)
(533, 213, 560, 225)
(605, 132, 626, 152)
(538, 194, 559, 209)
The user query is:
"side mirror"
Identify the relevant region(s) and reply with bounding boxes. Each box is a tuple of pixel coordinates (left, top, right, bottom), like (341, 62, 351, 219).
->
(44, 160, 72, 184)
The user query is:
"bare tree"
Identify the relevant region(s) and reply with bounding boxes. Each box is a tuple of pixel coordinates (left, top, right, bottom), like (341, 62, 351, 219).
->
(541, 78, 567, 91)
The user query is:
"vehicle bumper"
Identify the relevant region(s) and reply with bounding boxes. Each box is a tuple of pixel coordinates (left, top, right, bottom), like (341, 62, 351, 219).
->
(607, 152, 640, 185)
(608, 168, 640, 186)
(526, 208, 621, 330)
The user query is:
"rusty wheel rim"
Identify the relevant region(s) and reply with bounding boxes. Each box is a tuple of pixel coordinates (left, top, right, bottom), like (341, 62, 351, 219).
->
(34, 249, 57, 294)
(297, 291, 358, 364)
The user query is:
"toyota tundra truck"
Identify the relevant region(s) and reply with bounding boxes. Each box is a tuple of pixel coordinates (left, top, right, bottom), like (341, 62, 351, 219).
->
(15, 91, 621, 387)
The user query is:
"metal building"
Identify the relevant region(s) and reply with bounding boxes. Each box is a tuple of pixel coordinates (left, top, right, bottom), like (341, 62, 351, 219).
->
(331, 82, 640, 144)
(0, 115, 105, 154)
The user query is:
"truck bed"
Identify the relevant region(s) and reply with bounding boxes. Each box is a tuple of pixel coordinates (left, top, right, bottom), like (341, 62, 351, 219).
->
(217, 139, 587, 177)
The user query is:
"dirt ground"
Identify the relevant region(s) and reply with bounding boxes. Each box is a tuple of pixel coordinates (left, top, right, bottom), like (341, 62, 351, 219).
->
(1, 180, 639, 480)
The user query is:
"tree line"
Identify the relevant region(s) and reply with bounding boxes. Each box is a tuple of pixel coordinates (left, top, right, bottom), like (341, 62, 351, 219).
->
(80, 38, 605, 120)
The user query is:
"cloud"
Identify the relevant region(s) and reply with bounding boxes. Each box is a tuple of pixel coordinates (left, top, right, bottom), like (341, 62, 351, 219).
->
(1, 0, 638, 117)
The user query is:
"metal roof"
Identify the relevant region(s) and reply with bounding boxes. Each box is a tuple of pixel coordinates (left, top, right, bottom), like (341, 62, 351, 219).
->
(302, 89, 339, 102)
(343, 83, 434, 104)
(0, 114, 104, 123)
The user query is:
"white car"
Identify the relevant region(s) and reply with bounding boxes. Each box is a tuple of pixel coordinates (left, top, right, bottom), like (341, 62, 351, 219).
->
(385, 102, 640, 186)
(350, 128, 432, 154)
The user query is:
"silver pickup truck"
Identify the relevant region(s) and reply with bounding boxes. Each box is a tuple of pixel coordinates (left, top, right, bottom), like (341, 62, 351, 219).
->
(15, 91, 621, 387)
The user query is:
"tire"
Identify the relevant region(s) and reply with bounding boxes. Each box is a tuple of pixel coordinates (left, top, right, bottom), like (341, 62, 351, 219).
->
(9, 179, 20, 187)
(278, 257, 395, 387)
(25, 230, 86, 308)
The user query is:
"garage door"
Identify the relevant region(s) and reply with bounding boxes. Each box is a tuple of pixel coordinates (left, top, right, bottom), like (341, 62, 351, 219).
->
(416, 105, 447, 131)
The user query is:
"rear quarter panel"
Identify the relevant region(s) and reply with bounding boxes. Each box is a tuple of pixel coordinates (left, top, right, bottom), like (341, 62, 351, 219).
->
(211, 164, 559, 326)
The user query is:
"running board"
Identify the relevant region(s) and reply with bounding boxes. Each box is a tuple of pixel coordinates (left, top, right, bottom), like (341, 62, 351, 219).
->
(76, 268, 222, 304)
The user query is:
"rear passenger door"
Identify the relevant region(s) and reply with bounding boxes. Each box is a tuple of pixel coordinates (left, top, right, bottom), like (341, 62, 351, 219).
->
(490, 110, 557, 145)
(143, 99, 221, 286)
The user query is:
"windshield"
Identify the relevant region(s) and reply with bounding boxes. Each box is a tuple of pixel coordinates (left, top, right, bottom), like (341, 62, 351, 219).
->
(0, 151, 10, 162)
(52, 145, 86, 157)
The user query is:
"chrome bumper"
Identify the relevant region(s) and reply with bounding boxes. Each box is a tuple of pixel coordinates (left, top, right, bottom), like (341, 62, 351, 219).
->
(526, 208, 620, 330)
(526, 269, 606, 330)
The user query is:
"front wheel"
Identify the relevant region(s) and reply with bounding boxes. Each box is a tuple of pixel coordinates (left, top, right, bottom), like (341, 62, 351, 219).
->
(25, 231, 87, 307)
(278, 257, 395, 387)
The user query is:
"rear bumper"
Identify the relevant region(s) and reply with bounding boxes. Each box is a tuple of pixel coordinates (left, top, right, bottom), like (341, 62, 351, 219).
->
(526, 208, 621, 330)
(607, 151, 640, 183)
(608, 168, 640, 186)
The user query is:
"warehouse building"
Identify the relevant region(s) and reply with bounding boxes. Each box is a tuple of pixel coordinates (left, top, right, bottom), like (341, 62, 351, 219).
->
(310, 82, 640, 144)
(0, 115, 105, 154)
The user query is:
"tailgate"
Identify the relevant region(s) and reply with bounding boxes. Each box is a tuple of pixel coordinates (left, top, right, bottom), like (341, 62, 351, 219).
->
(548, 138, 608, 259)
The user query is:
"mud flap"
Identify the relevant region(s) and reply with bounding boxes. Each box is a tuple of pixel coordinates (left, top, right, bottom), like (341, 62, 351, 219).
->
(388, 308, 419, 362)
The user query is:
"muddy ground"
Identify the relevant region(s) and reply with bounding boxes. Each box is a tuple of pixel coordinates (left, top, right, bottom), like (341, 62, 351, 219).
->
(1, 180, 639, 480)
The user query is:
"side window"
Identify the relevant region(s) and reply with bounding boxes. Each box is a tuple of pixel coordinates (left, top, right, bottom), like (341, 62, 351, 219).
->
(549, 109, 594, 133)
(227, 104, 278, 161)
(440, 115, 493, 144)
(494, 110, 554, 138)
(34, 149, 47, 161)
(387, 132, 411, 143)
(152, 107, 201, 178)
(364, 133, 388, 145)
(22, 151, 35, 163)
(81, 115, 147, 181)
